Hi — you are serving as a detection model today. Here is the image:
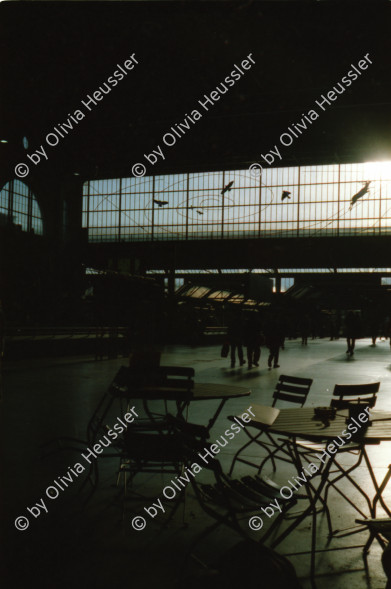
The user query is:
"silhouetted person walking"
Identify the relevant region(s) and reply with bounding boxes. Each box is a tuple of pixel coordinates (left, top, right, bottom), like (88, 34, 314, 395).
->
(227, 311, 245, 368)
(265, 314, 284, 369)
(345, 311, 360, 356)
(244, 312, 261, 368)
(299, 313, 310, 346)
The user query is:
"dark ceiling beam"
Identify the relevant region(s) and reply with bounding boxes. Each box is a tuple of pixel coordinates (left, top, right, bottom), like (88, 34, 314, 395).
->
(86, 235, 391, 272)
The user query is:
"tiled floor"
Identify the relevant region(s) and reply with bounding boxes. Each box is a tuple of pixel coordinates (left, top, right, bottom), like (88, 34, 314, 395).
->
(2, 337, 391, 588)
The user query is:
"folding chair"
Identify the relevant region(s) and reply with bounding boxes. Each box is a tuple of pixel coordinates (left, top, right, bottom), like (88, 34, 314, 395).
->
(166, 415, 300, 558)
(229, 375, 313, 476)
(288, 382, 381, 534)
(331, 382, 379, 410)
(85, 365, 197, 496)
(87, 365, 195, 445)
(342, 457, 391, 556)
(120, 410, 208, 485)
(268, 437, 336, 587)
(317, 382, 380, 516)
(42, 365, 196, 501)
(323, 465, 391, 585)
(354, 517, 391, 553)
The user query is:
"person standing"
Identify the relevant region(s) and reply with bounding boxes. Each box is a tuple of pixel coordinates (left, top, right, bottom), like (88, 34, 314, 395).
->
(345, 310, 360, 356)
(227, 310, 245, 368)
(368, 310, 380, 346)
(299, 312, 310, 346)
(265, 313, 284, 369)
(244, 311, 261, 369)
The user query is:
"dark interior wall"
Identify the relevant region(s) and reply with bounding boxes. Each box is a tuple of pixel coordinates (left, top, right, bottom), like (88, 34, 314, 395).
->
(0, 172, 86, 324)
(2, 2, 391, 179)
(1, 1, 391, 327)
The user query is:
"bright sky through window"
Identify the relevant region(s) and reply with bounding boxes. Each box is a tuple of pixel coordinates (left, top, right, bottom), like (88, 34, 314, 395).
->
(0, 180, 43, 234)
(82, 161, 391, 242)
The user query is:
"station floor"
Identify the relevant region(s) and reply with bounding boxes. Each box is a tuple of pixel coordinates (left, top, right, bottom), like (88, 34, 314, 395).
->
(2, 337, 391, 589)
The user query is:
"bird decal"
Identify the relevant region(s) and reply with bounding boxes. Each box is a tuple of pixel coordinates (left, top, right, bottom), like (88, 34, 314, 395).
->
(153, 199, 169, 207)
(221, 180, 234, 195)
(281, 190, 291, 201)
(196, 210, 204, 215)
(349, 181, 371, 210)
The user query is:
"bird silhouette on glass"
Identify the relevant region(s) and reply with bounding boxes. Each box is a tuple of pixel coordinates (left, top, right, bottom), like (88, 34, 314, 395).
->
(153, 199, 169, 207)
(281, 190, 291, 201)
(221, 180, 234, 195)
(349, 181, 371, 210)
(196, 210, 204, 215)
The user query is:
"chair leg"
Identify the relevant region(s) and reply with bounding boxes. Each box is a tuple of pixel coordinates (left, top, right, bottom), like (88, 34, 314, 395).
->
(310, 500, 317, 587)
(257, 504, 295, 545)
(229, 431, 266, 476)
(323, 452, 373, 519)
(315, 491, 333, 537)
(163, 490, 187, 528)
(229, 437, 258, 476)
(257, 432, 293, 473)
(363, 531, 376, 554)
(257, 450, 277, 474)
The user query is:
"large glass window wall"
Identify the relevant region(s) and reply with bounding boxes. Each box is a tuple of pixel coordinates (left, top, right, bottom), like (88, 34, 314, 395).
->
(82, 161, 391, 242)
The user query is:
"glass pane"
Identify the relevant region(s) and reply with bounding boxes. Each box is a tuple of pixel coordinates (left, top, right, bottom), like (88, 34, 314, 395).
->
(81, 160, 391, 242)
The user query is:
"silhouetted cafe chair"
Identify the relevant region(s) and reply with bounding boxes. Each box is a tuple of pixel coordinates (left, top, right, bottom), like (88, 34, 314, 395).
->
(314, 383, 380, 516)
(41, 365, 196, 501)
(120, 415, 209, 486)
(354, 518, 391, 589)
(268, 437, 335, 587)
(353, 514, 391, 588)
(119, 414, 210, 523)
(344, 462, 391, 588)
(297, 381, 380, 454)
(229, 375, 313, 476)
(352, 459, 391, 551)
(165, 415, 299, 559)
(87, 365, 195, 445)
(290, 382, 381, 529)
(354, 518, 391, 552)
(86, 365, 197, 498)
(331, 382, 380, 410)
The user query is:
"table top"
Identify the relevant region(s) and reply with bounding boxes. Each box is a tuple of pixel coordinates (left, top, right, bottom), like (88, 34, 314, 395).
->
(192, 382, 251, 401)
(130, 382, 251, 401)
(248, 405, 391, 443)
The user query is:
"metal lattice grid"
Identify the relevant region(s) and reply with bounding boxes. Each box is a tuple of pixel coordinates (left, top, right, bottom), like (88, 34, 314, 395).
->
(82, 161, 391, 242)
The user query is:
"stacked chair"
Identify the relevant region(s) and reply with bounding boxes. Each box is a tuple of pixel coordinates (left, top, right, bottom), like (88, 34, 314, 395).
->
(166, 415, 301, 549)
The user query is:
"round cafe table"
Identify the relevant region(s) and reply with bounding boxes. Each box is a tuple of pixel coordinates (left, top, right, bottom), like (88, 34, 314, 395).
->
(244, 404, 391, 586)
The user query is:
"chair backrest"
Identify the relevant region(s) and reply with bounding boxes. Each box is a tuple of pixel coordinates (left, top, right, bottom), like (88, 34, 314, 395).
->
(331, 382, 380, 409)
(272, 375, 313, 408)
(109, 365, 195, 400)
(156, 366, 194, 394)
(166, 413, 209, 443)
(144, 366, 195, 401)
(123, 413, 209, 463)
